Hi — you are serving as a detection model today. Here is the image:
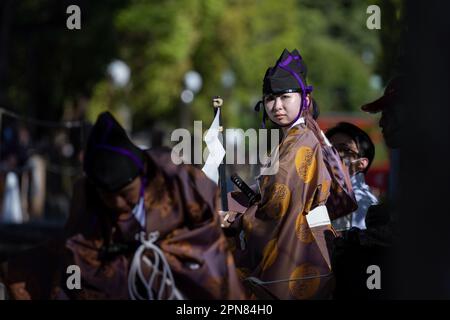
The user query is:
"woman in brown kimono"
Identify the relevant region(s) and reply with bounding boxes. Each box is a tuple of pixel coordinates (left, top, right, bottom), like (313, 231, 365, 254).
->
(224, 49, 338, 300)
(3, 112, 244, 300)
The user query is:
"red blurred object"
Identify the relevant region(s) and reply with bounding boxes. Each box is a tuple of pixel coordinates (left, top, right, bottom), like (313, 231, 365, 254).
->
(365, 165, 389, 196)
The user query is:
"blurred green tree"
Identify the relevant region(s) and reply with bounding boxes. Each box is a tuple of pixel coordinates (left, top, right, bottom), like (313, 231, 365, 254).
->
(2, 0, 127, 121)
(3, 0, 393, 133)
(88, 0, 383, 132)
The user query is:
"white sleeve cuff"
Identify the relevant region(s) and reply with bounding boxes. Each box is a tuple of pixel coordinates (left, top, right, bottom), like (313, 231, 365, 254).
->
(306, 205, 331, 228)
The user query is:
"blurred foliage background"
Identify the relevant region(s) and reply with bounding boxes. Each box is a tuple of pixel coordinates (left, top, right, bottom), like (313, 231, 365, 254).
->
(1, 0, 405, 135)
(0, 0, 406, 244)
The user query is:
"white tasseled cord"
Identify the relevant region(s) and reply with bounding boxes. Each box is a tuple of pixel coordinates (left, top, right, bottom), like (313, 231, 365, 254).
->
(128, 231, 183, 300)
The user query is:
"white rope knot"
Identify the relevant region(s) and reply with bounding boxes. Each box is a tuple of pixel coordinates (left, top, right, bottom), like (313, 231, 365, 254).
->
(128, 231, 183, 300)
(137, 230, 159, 245)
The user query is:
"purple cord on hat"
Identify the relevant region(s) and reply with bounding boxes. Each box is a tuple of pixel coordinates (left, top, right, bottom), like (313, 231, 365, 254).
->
(274, 52, 313, 126)
(95, 144, 144, 172)
(95, 117, 144, 171)
(278, 52, 313, 114)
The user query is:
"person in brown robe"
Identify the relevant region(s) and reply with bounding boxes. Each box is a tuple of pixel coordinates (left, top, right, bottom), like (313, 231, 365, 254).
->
(3, 111, 244, 300)
(223, 49, 337, 300)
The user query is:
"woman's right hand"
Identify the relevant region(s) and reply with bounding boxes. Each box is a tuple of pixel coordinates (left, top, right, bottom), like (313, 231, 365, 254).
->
(218, 210, 239, 228)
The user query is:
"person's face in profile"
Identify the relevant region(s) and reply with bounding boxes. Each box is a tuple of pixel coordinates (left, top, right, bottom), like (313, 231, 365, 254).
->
(329, 133, 360, 175)
(97, 176, 142, 216)
(379, 100, 402, 148)
(329, 132, 370, 176)
(264, 92, 309, 126)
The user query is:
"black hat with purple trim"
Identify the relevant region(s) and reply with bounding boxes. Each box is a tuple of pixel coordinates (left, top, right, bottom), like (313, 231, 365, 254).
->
(255, 49, 313, 127)
(84, 111, 145, 192)
(263, 49, 310, 95)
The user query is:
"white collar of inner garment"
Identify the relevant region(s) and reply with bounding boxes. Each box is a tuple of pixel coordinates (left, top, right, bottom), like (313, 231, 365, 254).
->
(288, 117, 305, 130)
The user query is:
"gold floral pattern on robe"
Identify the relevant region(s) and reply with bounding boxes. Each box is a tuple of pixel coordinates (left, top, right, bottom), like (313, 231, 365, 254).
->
(231, 124, 335, 300)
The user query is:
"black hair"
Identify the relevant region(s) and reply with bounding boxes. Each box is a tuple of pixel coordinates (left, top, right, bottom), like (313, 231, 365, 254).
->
(325, 122, 375, 174)
(311, 98, 320, 120)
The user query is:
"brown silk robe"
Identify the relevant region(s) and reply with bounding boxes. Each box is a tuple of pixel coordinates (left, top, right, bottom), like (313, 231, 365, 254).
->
(4, 148, 245, 300)
(322, 143, 358, 221)
(228, 124, 337, 300)
(303, 115, 357, 221)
